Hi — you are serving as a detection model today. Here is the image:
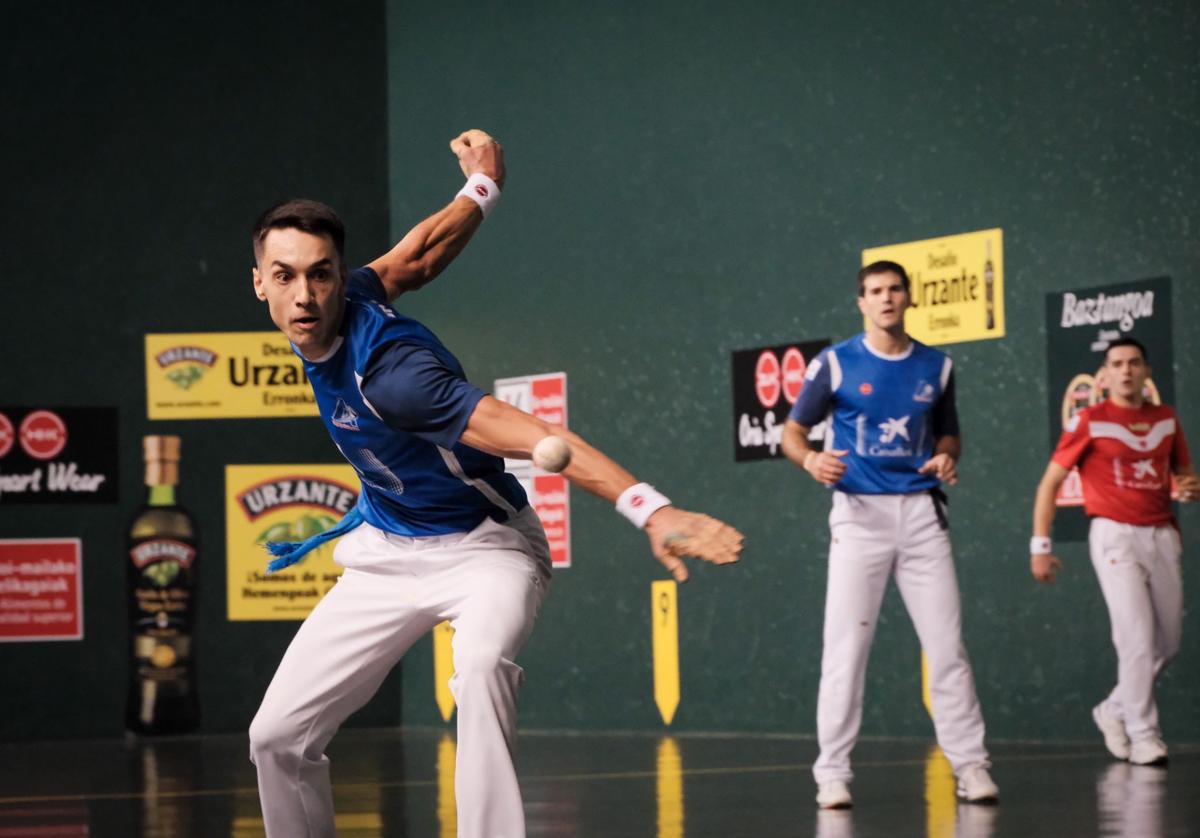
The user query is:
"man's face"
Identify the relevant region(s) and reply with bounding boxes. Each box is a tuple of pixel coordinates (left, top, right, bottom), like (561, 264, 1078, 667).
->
(857, 271, 910, 331)
(252, 228, 345, 359)
(1104, 345, 1150, 402)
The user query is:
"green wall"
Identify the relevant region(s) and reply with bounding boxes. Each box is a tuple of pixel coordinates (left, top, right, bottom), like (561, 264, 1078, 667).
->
(386, 1, 1200, 742)
(0, 2, 395, 740)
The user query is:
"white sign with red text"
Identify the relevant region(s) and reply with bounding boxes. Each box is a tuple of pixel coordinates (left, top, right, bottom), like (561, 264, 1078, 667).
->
(494, 373, 571, 569)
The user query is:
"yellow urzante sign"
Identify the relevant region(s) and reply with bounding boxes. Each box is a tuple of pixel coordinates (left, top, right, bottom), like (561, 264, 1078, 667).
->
(226, 464, 359, 621)
(862, 228, 1005, 346)
(145, 332, 318, 419)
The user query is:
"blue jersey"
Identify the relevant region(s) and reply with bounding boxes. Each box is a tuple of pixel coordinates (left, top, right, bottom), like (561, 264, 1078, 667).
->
(789, 334, 958, 495)
(297, 267, 528, 536)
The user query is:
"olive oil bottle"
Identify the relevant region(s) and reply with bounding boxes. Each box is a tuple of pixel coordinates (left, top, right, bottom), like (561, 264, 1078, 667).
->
(126, 435, 199, 734)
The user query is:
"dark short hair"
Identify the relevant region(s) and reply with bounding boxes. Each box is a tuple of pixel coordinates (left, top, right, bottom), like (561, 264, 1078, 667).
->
(252, 199, 346, 267)
(858, 260, 911, 296)
(1104, 336, 1148, 363)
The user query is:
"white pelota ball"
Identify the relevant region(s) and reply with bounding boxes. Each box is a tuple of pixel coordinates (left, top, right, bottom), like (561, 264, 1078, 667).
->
(532, 435, 571, 473)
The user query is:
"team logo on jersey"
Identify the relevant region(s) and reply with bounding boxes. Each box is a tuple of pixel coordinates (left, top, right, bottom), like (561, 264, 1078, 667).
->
(912, 380, 935, 403)
(859, 382, 873, 396)
(878, 416, 911, 444)
(331, 399, 360, 431)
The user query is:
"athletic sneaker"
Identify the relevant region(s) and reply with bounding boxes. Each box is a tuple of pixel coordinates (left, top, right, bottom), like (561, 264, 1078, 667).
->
(1128, 737, 1168, 766)
(955, 765, 999, 803)
(815, 780, 853, 809)
(1092, 702, 1130, 760)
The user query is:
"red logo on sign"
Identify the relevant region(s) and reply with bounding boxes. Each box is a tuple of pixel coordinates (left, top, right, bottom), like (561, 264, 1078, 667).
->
(755, 350, 781, 408)
(19, 410, 68, 460)
(781, 347, 807, 404)
(0, 412, 13, 458)
(474, 184, 490, 198)
(859, 382, 874, 396)
(631, 495, 644, 508)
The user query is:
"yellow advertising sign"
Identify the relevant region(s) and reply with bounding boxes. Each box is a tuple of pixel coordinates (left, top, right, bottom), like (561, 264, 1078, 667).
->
(225, 464, 359, 621)
(862, 228, 1005, 346)
(145, 332, 318, 420)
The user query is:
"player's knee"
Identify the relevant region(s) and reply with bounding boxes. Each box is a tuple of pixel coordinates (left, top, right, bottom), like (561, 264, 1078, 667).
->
(248, 710, 299, 765)
(453, 644, 519, 686)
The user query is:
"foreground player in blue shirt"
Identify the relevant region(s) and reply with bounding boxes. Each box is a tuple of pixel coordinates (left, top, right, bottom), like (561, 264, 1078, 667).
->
(781, 261, 996, 809)
(246, 130, 743, 838)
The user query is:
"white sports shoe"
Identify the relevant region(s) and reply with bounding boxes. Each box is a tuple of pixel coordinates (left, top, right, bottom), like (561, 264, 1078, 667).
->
(815, 780, 853, 809)
(956, 765, 999, 803)
(1092, 702, 1131, 760)
(1128, 737, 1168, 766)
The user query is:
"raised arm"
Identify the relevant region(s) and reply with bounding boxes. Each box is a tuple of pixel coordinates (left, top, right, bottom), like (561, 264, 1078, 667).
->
(460, 396, 744, 582)
(367, 129, 506, 301)
(1030, 461, 1069, 583)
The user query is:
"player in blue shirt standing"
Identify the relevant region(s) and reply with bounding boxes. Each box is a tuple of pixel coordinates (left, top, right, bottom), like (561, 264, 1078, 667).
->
(246, 130, 743, 838)
(781, 261, 996, 809)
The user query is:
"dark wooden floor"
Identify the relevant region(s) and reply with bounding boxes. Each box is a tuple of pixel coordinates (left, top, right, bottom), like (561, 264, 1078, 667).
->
(0, 728, 1196, 837)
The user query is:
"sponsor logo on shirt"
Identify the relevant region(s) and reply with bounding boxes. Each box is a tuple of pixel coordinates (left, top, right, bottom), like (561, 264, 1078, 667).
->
(912, 380, 935, 403)
(1132, 459, 1157, 480)
(878, 416, 911, 444)
(867, 415, 916, 456)
(859, 382, 873, 396)
(332, 399, 360, 431)
(1129, 422, 1150, 433)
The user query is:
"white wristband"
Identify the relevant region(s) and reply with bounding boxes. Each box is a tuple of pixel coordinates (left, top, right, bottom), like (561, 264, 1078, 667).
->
(1030, 536, 1052, 555)
(457, 173, 500, 218)
(616, 482, 672, 529)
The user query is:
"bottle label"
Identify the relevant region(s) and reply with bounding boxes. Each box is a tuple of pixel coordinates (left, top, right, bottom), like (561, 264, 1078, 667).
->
(130, 539, 196, 569)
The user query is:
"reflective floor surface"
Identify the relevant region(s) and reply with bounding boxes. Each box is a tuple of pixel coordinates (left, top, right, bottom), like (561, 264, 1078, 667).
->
(0, 729, 1196, 837)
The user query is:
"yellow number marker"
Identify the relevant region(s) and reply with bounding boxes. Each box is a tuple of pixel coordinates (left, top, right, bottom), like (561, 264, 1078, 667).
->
(924, 744, 956, 838)
(652, 580, 680, 725)
(656, 736, 684, 838)
(921, 651, 933, 719)
(434, 621, 456, 722)
(437, 733, 457, 838)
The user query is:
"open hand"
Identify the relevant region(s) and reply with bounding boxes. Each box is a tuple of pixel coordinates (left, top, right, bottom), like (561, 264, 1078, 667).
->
(450, 129, 505, 189)
(644, 507, 743, 583)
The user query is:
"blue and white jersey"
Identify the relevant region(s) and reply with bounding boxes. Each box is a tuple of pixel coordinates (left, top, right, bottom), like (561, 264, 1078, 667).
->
(789, 334, 958, 495)
(297, 267, 528, 536)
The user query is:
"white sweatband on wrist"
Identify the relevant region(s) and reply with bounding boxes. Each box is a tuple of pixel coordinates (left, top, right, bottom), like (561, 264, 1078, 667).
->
(457, 173, 500, 218)
(616, 483, 672, 529)
(1030, 536, 1052, 555)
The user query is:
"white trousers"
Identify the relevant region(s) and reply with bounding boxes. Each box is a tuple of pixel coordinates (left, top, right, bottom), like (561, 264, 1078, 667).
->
(1088, 516, 1183, 741)
(813, 491, 989, 784)
(249, 508, 550, 838)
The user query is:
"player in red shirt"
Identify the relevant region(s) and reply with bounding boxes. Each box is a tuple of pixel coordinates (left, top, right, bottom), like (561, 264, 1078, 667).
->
(1030, 337, 1198, 766)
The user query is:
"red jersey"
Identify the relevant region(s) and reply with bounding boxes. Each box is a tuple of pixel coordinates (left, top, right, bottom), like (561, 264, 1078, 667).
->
(1052, 400, 1191, 525)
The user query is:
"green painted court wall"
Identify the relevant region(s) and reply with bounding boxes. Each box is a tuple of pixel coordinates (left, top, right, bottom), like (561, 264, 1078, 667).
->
(0, 2, 396, 740)
(385, 1, 1200, 743)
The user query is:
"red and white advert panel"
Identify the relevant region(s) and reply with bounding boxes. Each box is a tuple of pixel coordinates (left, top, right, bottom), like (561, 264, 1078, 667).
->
(494, 372, 571, 569)
(0, 539, 84, 642)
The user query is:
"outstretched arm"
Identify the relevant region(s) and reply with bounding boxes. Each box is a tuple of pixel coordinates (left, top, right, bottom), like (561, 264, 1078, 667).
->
(1030, 461, 1069, 583)
(367, 129, 506, 301)
(460, 396, 744, 582)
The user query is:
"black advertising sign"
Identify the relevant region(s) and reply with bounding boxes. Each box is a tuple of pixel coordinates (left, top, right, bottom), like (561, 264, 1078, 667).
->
(0, 407, 119, 503)
(731, 339, 829, 462)
(1045, 277, 1173, 540)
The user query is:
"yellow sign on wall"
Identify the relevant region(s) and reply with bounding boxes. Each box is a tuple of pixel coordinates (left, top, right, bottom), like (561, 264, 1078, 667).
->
(225, 464, 359, 621)
(862, 228, 1005, 346)
(651, 580, 680, 725)
(145, 332, 318, 420)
